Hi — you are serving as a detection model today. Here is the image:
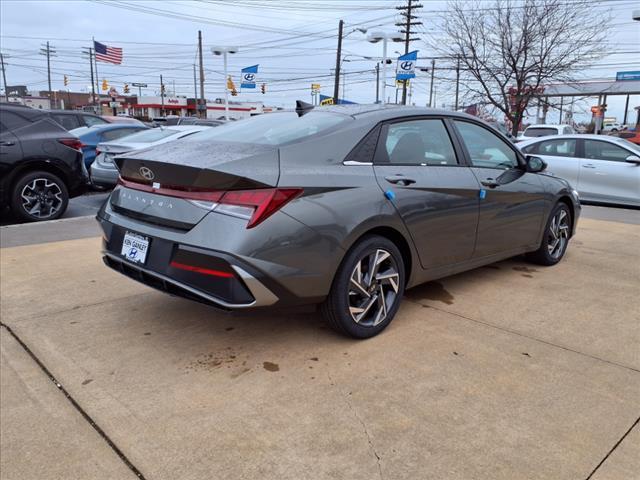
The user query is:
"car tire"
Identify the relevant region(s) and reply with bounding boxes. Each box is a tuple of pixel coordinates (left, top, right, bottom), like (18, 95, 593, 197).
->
(321, 235, 406, 339)
(526, 202, 572, 266)
(10, 171, 69, 222)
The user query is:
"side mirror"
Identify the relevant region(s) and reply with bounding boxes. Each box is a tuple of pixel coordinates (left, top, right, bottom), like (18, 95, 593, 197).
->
(525, 155, 547, 173)
(625, 155, 640, 165)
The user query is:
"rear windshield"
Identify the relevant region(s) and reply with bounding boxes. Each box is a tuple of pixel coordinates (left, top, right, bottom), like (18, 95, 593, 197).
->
(524, 127, 557, 137)
(117, 128, 180, 143)
(185, 111, 350, 145)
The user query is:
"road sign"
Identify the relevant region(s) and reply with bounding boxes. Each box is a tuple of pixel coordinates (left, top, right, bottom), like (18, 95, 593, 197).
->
(109, 101, 119, 108)
(131, 82, 147, 87)
(616, 71, 640, 81)
(311, 83, 321, 92)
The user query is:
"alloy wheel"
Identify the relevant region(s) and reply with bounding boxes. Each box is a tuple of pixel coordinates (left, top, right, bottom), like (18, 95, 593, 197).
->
(20, 178, 64, 219)
(348, 248, 400, 327)
(547, 209, 569, 259)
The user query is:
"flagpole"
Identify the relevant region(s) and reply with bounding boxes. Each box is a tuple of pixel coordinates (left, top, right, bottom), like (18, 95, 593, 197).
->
(93, 37, 100, 112)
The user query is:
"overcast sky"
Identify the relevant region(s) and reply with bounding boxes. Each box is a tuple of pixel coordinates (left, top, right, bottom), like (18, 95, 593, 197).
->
(1, 0, 638, 123)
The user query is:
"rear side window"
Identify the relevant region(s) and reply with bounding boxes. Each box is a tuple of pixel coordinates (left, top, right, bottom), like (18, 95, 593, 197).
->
(524, 127, 557, 137)
(84, 115, 108, 126)
(535, 138, 577, 158)
(0, 111, 31, 131)
(380, 119, 458, 165)
(454, 120, 518, 169)
(584, 140, 631, 162)
(101, 128, 145, 141)
(52, 114, 80, 130)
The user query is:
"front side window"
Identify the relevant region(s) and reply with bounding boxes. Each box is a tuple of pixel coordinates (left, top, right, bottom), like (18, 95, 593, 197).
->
(381, 119, 458, 165)
(454, 120, 518, 169)
(535, 138, 577, 158)
(584, 140, 631, 162)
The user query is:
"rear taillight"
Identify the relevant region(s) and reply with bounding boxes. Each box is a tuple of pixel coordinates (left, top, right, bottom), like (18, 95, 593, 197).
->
(218, 188, 302, 228)
(58, 138, 85, 152)
(95, 148, 101, 155)
(118, 177, 301, 228)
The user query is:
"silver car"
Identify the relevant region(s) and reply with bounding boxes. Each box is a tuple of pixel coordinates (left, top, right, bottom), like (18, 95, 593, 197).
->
(518, 134, 640, 206)
(91, 126, 211, 187)
(97, 105, 580, 339)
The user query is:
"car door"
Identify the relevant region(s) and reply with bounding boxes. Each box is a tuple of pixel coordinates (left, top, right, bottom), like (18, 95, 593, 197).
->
(521, 137, 580, 187)
(373, 117, 480, 269)
(577, 139, 640, 205)
(0, 114, 26, 195)
(451, 119, 546, 258)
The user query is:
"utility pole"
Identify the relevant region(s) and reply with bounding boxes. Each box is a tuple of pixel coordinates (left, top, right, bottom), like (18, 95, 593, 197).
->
(40, 42, 56, 108)
(333, 19, 344, 105)
(198, 30, 206, 118)
(375, 63, 380, 104)
(82, 47, 96, 108)
(454, 57, 460, 111)
(396, 0, 422, 105)
(428, 59, 435, 107)
(160, 74, 165, 116)
(0, 53, 8, 101)
(193, 63, 198, 114)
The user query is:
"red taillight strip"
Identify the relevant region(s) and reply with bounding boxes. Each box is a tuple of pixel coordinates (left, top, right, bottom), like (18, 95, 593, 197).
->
(169, 261, 235, 278)
(118, 177, 223, 202)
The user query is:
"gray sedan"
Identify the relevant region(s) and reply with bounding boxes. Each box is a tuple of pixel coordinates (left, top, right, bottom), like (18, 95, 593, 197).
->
(518, 134, 640, 207)
(97, 104, 580, 338)
(90, 126, 210, 187)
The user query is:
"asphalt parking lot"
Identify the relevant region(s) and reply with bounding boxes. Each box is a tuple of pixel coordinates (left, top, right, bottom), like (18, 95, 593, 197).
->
(1, 207, 639, 479)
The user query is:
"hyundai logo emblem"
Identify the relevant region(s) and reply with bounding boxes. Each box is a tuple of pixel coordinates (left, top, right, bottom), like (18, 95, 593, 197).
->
(139, 166, 155, 180)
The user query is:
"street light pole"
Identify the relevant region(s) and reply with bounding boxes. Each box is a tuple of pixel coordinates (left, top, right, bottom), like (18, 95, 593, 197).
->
(212, 46, 239, 122)
(333, 19, 343, 105)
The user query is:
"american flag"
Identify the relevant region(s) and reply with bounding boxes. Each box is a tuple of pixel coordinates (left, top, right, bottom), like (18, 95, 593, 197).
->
(94, 41, 123, 64)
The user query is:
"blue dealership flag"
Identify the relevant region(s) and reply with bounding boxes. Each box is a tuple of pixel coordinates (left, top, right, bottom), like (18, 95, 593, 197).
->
(396, 51, 418, 81)
(241, 64, 259, 89)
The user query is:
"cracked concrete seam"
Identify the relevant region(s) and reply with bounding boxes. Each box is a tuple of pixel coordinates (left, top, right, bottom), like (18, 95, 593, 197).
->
(326, 370, 384, 480)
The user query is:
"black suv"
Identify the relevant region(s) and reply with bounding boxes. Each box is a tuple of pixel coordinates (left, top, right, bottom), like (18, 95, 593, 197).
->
(0, 104, 88, 222)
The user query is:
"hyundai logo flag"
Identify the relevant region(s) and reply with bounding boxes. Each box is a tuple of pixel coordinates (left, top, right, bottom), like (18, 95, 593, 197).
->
(241, 64, 259, 89)
(396, 51, 418, 81)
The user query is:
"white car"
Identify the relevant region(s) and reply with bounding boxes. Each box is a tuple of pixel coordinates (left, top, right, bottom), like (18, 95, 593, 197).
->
(90, 125, 211, 187)
(516, 124, 575, 142)
(518, 134, 640, 206)
(602, 122, 622, 133)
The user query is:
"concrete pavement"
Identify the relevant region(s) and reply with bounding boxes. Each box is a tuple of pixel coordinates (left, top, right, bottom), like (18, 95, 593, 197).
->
(0, 217, 639, 479)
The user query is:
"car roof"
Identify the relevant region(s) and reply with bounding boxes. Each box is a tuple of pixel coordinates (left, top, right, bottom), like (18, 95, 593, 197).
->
(524, 124, 570, 128)
(281, 103, 484, 124)
(162, 125, 210, 132)
(43, 109, 98, 116)
(517, 133, 640, 148)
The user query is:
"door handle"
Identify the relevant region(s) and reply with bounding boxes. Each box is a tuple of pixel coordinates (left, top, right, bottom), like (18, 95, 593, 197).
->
(582, 164, 596, 169)
(481, 179, 500, 188)
(0, 141, 16, 146)
(384, 175, 416, 186)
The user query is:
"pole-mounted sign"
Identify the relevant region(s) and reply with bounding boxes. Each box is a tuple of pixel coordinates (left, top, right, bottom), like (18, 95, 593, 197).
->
(241, 65, 259, 89)
(396, 50, 418, 81)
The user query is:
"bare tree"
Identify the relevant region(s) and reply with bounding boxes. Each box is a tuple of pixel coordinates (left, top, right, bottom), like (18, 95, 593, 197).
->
(436, 0, 608, 135)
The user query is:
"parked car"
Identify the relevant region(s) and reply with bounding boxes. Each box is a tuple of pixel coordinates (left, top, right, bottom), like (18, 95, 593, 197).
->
(101, 115, 146, 126)
(177, 117, 225, 127)
(90, 125, 210, 188)
(44, 109, 110, 130)
(518, 134, 640, 206)
(612, 130, 640, 145)
(516, 124, 574, 142)
(70, 124, 148, 168)
(602, 122, 622, 133)
(0, 104, 87, 221)
(97, 104, 580, 338)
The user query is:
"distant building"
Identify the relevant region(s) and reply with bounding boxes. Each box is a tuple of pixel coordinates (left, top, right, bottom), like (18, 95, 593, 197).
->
(7, 95, 51, 109)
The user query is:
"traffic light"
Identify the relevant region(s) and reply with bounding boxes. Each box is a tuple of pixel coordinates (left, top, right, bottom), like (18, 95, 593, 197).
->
(124, 83, 130, 94)
(101, 79, 108, 91)
(231, 87, 238, 96)
(63, 75, 68, 86)
(226, 76, 234, 91)
(261, 83, 266, 94)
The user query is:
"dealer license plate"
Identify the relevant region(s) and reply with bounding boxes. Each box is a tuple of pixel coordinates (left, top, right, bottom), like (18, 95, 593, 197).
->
(121, 231, 149, 264)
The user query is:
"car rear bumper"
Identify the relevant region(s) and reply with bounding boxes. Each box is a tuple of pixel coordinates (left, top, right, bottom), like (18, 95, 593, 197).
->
(90, 161, 118, 187)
